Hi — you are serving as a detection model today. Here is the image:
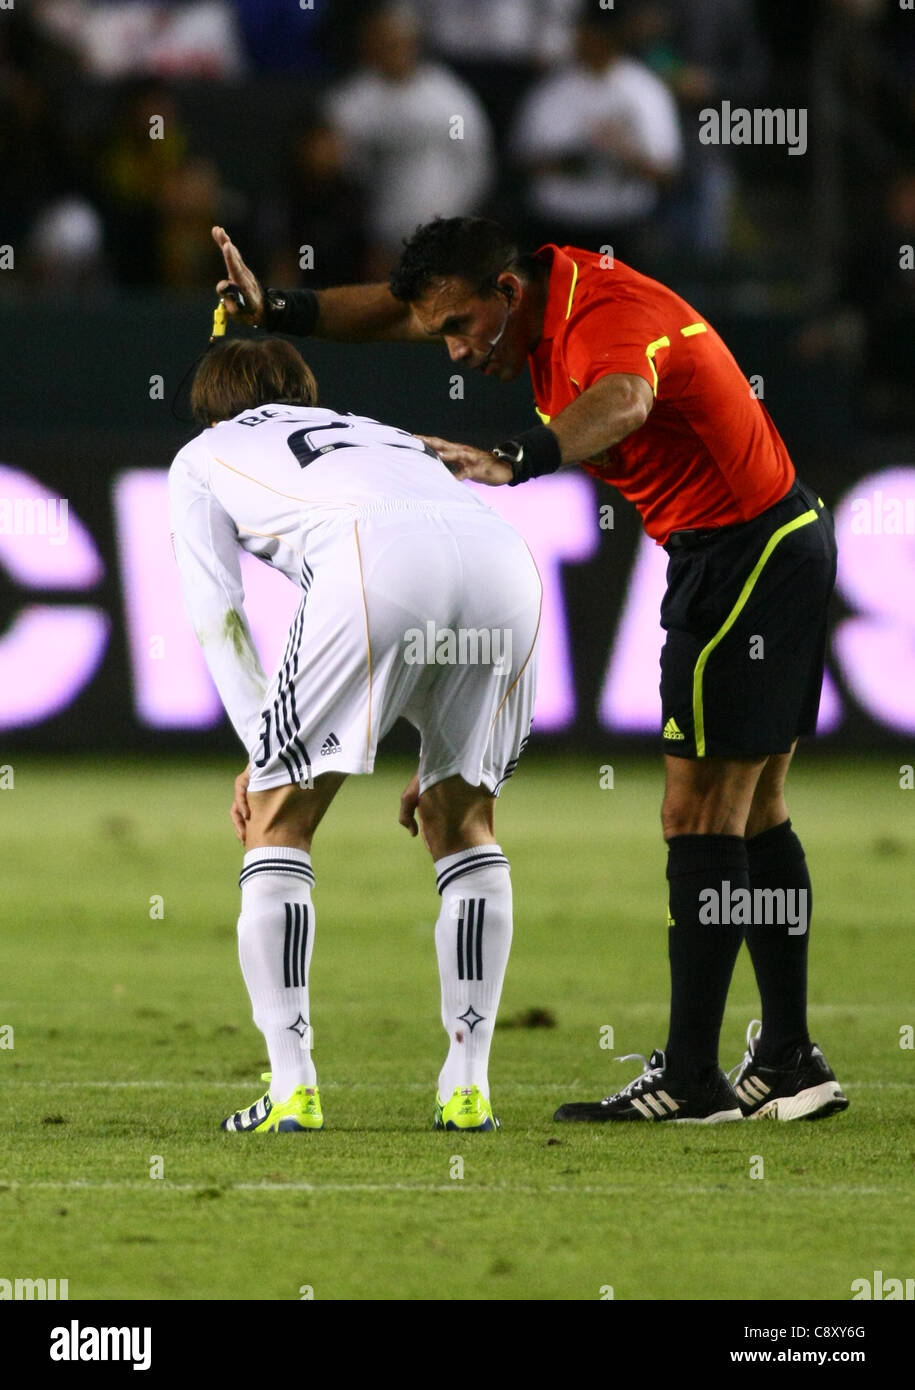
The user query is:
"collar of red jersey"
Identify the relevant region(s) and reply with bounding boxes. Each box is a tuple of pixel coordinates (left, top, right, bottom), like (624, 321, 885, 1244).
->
(534, 244, 580, 343)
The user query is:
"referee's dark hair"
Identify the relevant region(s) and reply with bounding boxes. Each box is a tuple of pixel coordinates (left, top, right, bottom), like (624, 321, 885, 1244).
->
(389, 217, 536, 302)
(191, 338, 318, 426)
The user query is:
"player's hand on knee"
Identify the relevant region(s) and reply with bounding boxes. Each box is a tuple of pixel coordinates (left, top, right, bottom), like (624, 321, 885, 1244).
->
(418, 436, 513, 486)
(212, 226, 265, 326)
(398, 771, 421, 837)
(231, 765, 252, 843)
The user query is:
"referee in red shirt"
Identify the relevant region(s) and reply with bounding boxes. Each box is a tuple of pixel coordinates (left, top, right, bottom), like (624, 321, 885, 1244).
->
(212, 215, 849, 1126)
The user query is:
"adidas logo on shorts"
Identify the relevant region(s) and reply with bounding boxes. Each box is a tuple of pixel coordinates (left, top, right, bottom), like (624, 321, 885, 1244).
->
(320, 733, 341, 756)
(663, 716, 685, 741)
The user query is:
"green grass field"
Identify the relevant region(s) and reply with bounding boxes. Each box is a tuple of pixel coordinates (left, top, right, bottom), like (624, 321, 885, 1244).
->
(0, 753, 912, 1302)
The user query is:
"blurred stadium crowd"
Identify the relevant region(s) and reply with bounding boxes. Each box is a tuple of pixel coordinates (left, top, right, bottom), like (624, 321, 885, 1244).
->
(3, 0, 915, 426)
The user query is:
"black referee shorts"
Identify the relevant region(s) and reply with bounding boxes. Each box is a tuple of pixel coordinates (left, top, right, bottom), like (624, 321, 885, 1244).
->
(659, 480, 837, 760)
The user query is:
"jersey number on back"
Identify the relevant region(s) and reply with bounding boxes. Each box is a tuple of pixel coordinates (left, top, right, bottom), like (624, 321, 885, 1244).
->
(287, 422, 356, 469)
(287, 419, 438, 469)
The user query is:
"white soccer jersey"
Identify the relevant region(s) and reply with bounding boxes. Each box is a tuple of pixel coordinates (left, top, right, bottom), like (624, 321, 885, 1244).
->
(168, 404, 538, 792)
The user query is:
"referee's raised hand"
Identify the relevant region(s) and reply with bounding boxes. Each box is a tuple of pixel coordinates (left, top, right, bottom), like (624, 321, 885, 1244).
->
(212, 225, 265, 327)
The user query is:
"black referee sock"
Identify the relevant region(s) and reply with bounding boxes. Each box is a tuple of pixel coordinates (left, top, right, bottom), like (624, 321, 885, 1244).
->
(664, 834, 748, 1086)
(744, 819, 811, 1063)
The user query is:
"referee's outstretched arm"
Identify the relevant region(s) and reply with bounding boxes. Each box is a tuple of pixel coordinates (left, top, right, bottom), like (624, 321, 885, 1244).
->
(419, 373, 653, 489)
(212, 226, 653, 473)
(212, 226, 431, 345)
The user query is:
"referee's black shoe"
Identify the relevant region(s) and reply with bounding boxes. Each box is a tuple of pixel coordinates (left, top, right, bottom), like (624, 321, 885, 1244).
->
(553, 1049, 742, 1123)
(729, 1021, 849, 1121)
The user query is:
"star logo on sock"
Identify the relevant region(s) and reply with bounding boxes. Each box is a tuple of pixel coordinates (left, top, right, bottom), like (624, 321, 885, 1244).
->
(457, 1005, 485, 1033)
(287, 1013, 310, 1039)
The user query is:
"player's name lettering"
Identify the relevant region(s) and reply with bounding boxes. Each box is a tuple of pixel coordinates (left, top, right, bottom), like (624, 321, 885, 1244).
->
(49, 1320, 151, 1369)
(698, 102, 807, 156)
(403, 622, 512, 670)
(698, 883, 808, 934)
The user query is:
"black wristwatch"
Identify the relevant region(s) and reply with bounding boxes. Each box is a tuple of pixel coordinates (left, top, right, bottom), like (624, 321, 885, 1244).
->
(493, 424, 563, 486)
(263, 286, 319, 337)
(492, 439, 526, 486)
(262, 288, 286, 330)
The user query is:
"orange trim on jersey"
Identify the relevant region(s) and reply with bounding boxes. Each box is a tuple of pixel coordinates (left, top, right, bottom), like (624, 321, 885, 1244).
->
(212, 453, 359, 507)
(353, 521, 373, 762)
(236, 523, 301, 555)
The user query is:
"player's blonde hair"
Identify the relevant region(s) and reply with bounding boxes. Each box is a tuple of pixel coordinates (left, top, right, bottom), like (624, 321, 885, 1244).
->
(191, 338, 319, 425)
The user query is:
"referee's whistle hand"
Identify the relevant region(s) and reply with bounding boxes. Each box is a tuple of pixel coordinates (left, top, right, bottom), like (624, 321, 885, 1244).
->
(417, 436, 512, 486)
(212, 226, 265, 327)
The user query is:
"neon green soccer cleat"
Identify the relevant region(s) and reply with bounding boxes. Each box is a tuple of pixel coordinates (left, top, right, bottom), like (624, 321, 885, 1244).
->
(221, 1073, 323, 1133)
(434, 1085, 500, 1132)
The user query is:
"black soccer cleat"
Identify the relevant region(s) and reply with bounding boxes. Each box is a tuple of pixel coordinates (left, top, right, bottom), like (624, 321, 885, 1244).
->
(729, 1020, 849, 1121)
(553, 1048, 742, 1124)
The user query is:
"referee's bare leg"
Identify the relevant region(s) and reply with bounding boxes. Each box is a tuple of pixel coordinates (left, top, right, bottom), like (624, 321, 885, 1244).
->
(745, 745, 794, 838)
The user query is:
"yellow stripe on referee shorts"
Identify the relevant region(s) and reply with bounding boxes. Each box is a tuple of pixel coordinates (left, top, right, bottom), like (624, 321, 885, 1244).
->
(691, 507, 820, 758)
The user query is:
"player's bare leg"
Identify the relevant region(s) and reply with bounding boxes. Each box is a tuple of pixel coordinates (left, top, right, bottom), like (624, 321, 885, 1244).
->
(400, 772, 511, 1130)
(224, 770, 347, 1130)
(398, 770, 495, 857)
(239, 770, 348, 851)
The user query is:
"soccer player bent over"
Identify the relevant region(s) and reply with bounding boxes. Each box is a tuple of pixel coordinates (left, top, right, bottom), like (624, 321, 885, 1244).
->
(208, 217, 849, 1125)
(168, 338, 541, 1132)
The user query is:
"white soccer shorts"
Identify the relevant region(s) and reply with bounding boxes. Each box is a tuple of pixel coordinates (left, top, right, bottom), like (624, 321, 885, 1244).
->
(247, 502, 542, 797)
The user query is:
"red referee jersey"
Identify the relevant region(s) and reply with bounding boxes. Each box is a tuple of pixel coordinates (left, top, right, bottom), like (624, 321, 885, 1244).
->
(529, 246, 795, 544)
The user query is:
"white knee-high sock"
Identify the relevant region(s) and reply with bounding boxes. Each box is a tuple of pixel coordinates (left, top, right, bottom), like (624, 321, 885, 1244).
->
(434, 845, 513, 1101)
(237, 846, 316, 1102)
